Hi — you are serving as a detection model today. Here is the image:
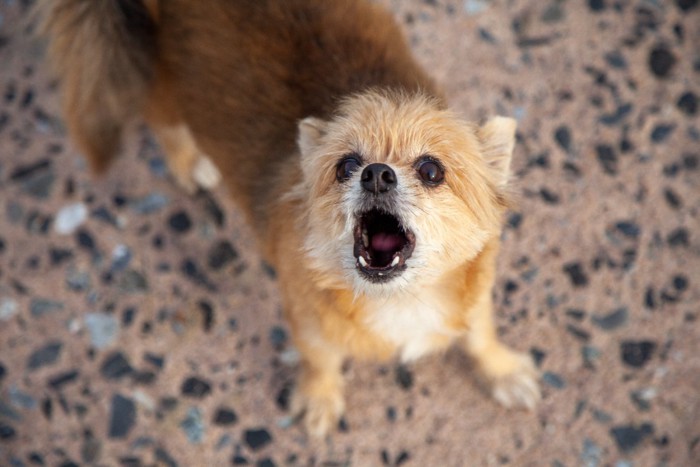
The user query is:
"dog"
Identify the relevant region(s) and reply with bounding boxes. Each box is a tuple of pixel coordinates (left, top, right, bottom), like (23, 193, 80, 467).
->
(37, 0, 540, 437)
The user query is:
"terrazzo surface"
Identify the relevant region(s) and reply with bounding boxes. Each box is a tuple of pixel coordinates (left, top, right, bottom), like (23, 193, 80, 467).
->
(1, 0, 699, 465)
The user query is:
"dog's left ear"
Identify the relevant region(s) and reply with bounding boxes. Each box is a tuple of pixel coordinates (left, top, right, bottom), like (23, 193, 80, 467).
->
(477, 116, 517, 188)
(298, 117, 327, 157)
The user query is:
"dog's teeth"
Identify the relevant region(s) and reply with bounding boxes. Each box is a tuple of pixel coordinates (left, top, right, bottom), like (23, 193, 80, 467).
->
(358, 256, 368, 267)
(391, 256, 400, 267)
(362, 230, 369, 248)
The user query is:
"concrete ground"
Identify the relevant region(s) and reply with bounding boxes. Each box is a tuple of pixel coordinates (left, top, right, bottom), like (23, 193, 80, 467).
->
(0, 0, 698, 465)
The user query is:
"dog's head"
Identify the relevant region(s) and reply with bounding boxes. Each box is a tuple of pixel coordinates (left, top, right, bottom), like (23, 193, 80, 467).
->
(295, 90, 515, 295)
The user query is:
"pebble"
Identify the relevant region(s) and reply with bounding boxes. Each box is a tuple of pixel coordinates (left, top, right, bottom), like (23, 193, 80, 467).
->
(244, 428, 273, 451)
(620, 340, 656, 368)
(542, 371, 566, 389)
(111, 245, 132, 272)
(595, 144, 618, 175)
(181, 376, 212, 398)
(563, 262, 588, 287)
(610, 423, 654, 452)
(207, 240, 239, 270)
(168, 210, 192, 234)
(129, 192, 169, 214)
(66, 268, 91, 292)
(8, 386, 36, 410)
(213, 407, 238, 426)
(464, 0, 491, 16)
(591, 307, 629, 331)
(395, 364, 414, 390)
(27, 341, 62, 370)
(180, 407, 204, 444)
(54, 203, 88, 235)
(677, 91, 698, 115)
(100, 352, 133, 379)
(649, 44, 676, 78)
(84, 312, 119, 349)
(30, 298, 64, 318)
(581, 438, 602, 467)
(117, 269, 148, 294)
(108, 394, 136, 438)
(0, 298, 18, 321)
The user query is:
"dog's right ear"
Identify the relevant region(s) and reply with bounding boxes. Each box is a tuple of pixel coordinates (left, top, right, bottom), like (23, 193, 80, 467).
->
(298, 117, 327, 157)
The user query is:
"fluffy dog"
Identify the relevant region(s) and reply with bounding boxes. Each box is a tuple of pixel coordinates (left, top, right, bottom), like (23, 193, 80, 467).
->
(37, 0, 540, 437)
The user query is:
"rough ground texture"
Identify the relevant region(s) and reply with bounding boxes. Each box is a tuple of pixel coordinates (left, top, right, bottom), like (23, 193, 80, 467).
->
(1, 0, 699, 465)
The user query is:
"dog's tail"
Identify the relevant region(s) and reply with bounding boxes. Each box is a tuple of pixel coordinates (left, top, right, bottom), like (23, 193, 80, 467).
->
(35, 0, 156, 172)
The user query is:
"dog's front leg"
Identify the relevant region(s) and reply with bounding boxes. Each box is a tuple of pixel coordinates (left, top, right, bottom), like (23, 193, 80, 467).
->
(290, 339, 346, 438)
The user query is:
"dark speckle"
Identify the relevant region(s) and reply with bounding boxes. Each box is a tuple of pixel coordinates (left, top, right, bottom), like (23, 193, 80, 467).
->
(27, 342, 63, 370)
(675, 0, 699, 12)
(621, 341, 656, 368)
(595, 145, 617, 175)
(108, 395, 136, 438)
(610, 423, 654, 452)
(507, 212, 523, 229)
(604, 50, 627, 69)
(650, 124, 675, 143)
(614, 221, 641, 238)
(269, 326, 288, 350)
(48, 369, 80, 390)
(554, 126, 572, 152)
(592, 307, 629, 331)
(198, 300, 215, 332)
(673, 275, 688, 291)
(663, 188, 682, 209)
(75, 229, 96, 251)
(563, 262, 588, 287)
(649, 45, 676, 78)
(588, 0, 605, 11)
(244, 428, 273, 451)
(207, 240, 239, 270)
(667, 228, 689, 247)
(677, 91, 698, 116)
(0, 422, 16, 440)
(181, 259, 217, 291)
(395, 364, 414, 390)
(542, 371, 566, 389)
(168, 211, 192, 234)
(540, 188, 560, 204)
(181, 376, 212, 399)
(0, 362, 5, 382)
(100, 352, 133, 380)
(213, 407, 238, 426)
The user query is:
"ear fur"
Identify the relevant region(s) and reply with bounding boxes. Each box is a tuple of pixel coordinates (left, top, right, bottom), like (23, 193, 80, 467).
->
(478, 116, 517, 188)
(298, 117, 327, 157)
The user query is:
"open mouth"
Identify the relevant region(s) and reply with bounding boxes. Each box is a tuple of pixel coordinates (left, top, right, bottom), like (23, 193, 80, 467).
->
(353, 208, 415, 282)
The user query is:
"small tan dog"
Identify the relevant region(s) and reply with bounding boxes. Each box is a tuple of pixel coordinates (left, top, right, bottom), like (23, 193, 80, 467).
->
(38, 0, 540, 436)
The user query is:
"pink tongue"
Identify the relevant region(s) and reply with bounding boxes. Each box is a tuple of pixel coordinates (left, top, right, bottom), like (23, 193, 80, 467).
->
(371, 233, 402, 252)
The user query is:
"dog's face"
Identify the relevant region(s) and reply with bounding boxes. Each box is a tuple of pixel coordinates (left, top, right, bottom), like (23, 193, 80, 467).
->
(296, 91, 516, 295)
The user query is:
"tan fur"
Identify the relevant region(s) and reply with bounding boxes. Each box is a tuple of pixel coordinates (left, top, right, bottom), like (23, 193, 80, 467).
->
(38, 0, 540, 437)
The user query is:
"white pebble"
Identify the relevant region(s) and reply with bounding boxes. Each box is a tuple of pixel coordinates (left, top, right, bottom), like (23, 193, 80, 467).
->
(54, 203, 88, 234)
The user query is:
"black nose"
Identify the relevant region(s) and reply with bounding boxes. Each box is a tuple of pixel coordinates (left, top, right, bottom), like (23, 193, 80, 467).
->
(361, 163, 396, 194)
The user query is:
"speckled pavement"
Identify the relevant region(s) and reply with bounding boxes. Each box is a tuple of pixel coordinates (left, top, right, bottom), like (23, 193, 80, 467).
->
(1, 0, 699, 465)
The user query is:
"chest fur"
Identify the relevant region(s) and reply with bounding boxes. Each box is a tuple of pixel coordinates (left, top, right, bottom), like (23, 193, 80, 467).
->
(363, 289, 463, 362)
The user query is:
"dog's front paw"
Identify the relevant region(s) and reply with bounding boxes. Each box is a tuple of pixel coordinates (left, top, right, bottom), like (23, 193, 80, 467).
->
(290, 387, 345, 438)
(479, 348, 541, 410)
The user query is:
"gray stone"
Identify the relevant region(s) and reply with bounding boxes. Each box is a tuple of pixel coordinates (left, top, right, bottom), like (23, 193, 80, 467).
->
(85, 312, 119, 349)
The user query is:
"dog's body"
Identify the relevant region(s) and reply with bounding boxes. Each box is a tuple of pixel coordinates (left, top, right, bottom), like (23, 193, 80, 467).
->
(39, 0, 540, 436)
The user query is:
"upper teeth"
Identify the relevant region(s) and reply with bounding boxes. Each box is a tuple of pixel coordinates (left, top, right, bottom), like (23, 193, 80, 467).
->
(362, 229, 369, 248)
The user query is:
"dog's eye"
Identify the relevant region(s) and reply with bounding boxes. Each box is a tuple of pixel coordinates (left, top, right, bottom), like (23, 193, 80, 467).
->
(416, 157, 445, 186)
(336, 156, 361, 182)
